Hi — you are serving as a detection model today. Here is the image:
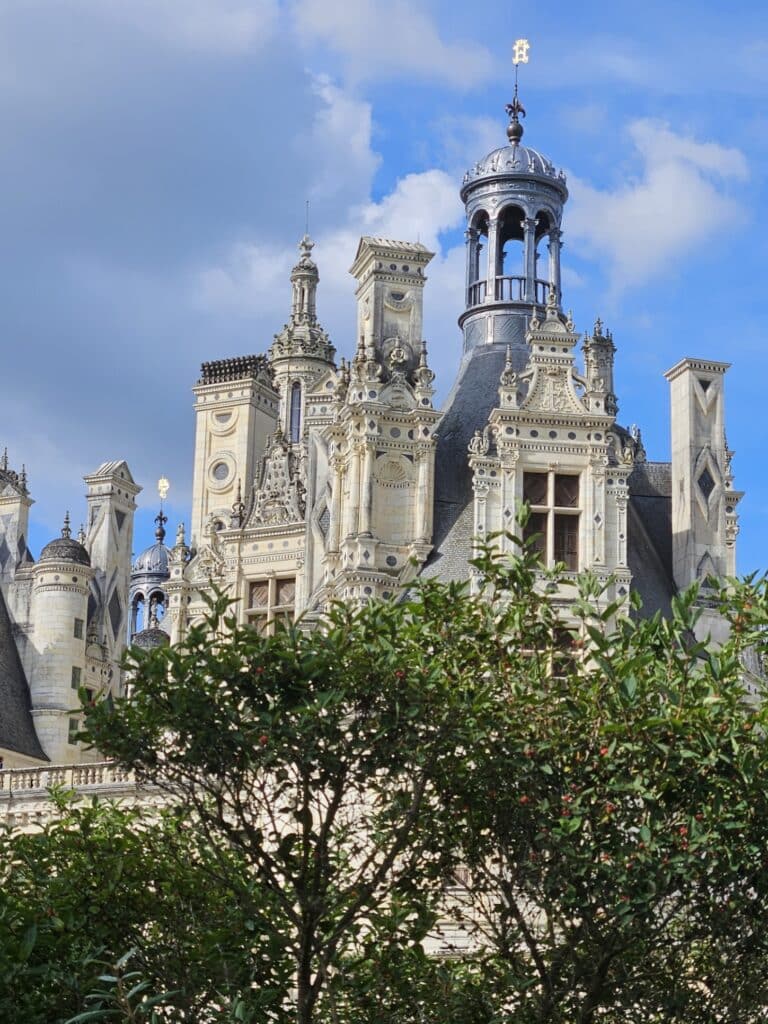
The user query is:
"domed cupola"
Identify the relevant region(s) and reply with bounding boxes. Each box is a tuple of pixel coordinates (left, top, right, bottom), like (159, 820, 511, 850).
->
(129, 496, 171, 640)
(459, 82, 568, 367)
(39, 512, 91, 567)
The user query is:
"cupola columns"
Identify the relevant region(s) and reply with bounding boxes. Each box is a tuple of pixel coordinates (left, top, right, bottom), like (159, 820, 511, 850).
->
(459, 100, 568, 363)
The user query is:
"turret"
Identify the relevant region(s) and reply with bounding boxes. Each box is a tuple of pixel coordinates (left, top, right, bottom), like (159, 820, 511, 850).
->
(459, 90, 568, 367)
(30, 515, 94, 763)
(0, 449, 32, 584)
(268, 235, 336, 443)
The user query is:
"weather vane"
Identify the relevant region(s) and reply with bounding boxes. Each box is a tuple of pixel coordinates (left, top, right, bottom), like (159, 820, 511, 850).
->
(506, 38, 530, 144)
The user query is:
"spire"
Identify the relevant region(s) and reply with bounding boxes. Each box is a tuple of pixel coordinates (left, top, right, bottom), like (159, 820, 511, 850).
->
(155, 476, 169, 542)
(154, 511, 167, 543)
(290, 235, 319, 323)
(269, 236, 335, 368)
(62, 511, 71, 540)
(506, 38, 530, 145)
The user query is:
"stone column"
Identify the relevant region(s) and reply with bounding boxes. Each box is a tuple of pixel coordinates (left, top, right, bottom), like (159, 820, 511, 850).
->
(548, 228, 562, 305)
(415, 448, 431, 543)
(486, 218, 500, 301)
(523, 216, 538, 301)
(327, 455, 342, 554)
(345, 443, 361, 539)
(358, 444, 375, 537)
(465, 226, 477, 301)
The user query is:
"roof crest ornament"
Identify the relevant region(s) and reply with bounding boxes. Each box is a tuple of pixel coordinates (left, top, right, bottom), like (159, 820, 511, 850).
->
(506, 38, 530, 146)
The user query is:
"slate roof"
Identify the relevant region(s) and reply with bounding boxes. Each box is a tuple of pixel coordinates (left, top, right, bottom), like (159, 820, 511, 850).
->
(424, 343, 509, 580)
(627, 462, 675, 617)
(0, 587, 47, 761)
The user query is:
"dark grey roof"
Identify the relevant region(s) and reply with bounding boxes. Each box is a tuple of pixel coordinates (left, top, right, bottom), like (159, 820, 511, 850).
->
(627, 461, 675, 618)
(424, 343, 509, 579)
(39, 536, 91, 566)
(0, 587, 47, 761)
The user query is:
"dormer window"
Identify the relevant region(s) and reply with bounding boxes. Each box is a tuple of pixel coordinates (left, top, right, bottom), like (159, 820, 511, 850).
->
(523, 471, 580, 571)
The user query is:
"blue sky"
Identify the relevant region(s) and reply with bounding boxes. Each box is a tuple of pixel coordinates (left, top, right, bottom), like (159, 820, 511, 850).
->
(2, 0, 767, 574)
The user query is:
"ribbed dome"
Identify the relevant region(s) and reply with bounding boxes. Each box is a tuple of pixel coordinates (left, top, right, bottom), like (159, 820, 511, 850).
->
(132, 541, 169, 575)
(39, 536, 91, 566)
(39, 515, 91, 566)
(462, 143, 566, 196)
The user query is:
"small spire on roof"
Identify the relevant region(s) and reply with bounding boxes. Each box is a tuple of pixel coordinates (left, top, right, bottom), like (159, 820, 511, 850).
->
(62, 511, 71, 540)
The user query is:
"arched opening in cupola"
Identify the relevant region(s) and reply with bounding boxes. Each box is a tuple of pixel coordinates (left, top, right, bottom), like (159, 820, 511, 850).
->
(130, 593, 145, 636)
(467, 210, 489, 306)
(148, 590, 165, 627)
(496, 204, 526, 300)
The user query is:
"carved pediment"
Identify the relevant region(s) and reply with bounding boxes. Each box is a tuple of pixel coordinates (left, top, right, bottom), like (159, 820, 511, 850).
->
(246, 432, 306, 528)
(521, 367, 586, 415)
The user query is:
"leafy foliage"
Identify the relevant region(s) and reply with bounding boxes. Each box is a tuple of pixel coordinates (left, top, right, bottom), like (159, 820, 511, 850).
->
(3, 539, 768, 1023)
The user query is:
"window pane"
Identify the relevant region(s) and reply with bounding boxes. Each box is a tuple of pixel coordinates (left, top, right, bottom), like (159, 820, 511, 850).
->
(276, 578, 296, 606)
(554, 514, 579, 571)
(249, 581, 269, 608)
(555, 474, 579, 508)
(68, 717, 79, 745)
(272, 610, 293, 631)
(71, 666, 81, 690)
(246, 613, 268, 635)
(523, 472, 548, 506)
(523, 511, 547, 559)
(73, 618, 84, 639)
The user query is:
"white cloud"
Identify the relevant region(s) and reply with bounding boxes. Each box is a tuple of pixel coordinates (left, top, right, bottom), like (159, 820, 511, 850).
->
(75, 0, 279, 54)
(306, 76, 381, 204)
(567, 119, 749, 295)
(292, 0, 494, 87)
(430, 114, 503, 175)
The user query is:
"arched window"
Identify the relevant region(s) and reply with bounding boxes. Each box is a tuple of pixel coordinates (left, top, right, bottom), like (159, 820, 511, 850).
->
(467, 210, 489, 306)
(289, 381, 302, 443)
(130, 593, 145, 636)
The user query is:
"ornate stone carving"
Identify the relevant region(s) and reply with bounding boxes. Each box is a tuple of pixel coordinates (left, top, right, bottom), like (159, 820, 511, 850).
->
(247, 430, 306, 527)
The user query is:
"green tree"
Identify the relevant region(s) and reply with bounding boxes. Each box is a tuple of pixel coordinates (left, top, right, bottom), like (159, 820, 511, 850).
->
(0, 792, 277, 1023)
(82, 591, 480, 1024)
(5, 539, 768, 1023)
(333, 546, 768, 1023)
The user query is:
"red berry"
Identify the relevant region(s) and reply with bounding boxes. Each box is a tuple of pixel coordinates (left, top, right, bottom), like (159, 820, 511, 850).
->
(259, 734, 268, 746)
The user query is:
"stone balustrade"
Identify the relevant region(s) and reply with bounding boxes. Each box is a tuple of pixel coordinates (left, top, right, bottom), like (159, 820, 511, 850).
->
(0, 761, 152, 829)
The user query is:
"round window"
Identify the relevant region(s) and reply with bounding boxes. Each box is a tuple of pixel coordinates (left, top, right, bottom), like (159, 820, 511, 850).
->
(212, 461, 229, 481)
